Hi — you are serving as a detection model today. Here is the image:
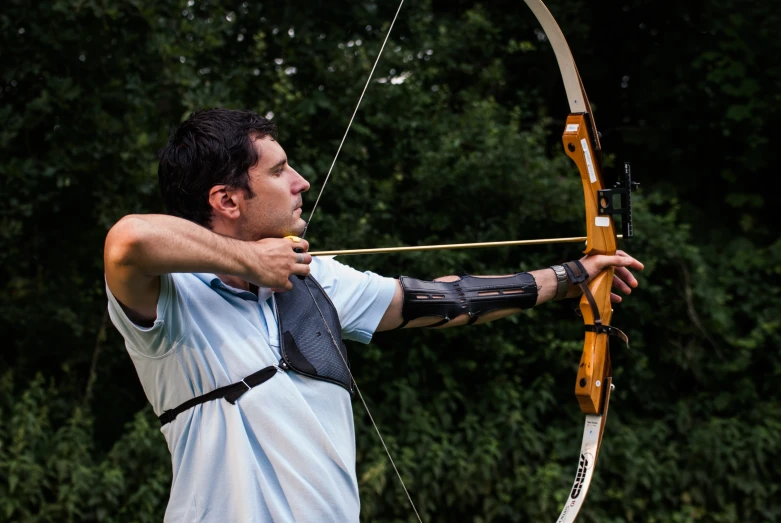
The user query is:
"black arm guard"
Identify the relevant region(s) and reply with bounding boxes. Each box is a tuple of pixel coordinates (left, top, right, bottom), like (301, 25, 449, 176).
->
(397, 273, 538, 328)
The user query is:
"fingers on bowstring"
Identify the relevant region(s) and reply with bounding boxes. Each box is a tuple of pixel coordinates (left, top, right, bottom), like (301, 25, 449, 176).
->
(275, 280, 294, 292)
(292, 261, 311, 278)
(295, 252, 313, 265)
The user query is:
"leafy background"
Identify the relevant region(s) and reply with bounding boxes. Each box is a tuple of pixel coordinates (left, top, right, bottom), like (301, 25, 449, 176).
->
(1, 0, 779, 521)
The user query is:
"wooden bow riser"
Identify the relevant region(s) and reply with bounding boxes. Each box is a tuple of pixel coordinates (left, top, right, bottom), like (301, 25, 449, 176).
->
(562, 114, 616, 417)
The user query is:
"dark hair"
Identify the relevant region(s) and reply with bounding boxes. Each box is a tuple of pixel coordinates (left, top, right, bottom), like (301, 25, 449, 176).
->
(157, 108, 278, 227)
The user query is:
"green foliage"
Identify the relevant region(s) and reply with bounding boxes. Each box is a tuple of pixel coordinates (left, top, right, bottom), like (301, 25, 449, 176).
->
(1, 0, 778, 521)
(0, 373, 170, 522)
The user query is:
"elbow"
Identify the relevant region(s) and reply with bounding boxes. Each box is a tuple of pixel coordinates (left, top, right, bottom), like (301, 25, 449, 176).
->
(104, 215, 149, 270)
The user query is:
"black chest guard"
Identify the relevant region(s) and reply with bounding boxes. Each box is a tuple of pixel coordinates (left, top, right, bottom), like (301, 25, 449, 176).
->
(274, 275, 354, 395)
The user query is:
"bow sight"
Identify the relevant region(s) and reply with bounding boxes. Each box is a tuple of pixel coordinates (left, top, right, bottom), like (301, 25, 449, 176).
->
(597, 163, 640, 238)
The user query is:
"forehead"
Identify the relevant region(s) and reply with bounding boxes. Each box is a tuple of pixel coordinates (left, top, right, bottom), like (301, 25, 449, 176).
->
(252, 135, 285, 165)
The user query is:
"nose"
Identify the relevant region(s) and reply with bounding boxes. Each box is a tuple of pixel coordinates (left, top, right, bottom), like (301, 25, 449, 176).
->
(292, 167, 310, 194)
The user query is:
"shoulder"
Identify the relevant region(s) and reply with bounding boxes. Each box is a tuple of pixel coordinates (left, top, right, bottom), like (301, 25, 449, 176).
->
(309, 257, 388, 290)
(309, 257, 396, 308)
(310, 256, 349, 280)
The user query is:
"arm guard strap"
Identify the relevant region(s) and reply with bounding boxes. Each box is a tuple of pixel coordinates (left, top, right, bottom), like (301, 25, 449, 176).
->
(397, 273, 538, 328)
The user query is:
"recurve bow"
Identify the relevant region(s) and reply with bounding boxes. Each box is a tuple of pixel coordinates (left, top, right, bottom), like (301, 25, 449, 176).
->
(298, 1, 638, 521)
(522, 1, 636, 521)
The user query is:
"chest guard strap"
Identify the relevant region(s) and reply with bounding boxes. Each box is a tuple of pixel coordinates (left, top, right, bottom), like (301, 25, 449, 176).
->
(397, 273, 538, 328)
(159, 366, 279, 426)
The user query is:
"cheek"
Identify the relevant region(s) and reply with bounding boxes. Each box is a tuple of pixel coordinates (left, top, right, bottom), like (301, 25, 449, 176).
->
(253, 179, 291, 221)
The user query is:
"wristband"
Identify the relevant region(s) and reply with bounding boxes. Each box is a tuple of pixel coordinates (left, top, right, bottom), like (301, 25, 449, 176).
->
(550, 265, 569, 300)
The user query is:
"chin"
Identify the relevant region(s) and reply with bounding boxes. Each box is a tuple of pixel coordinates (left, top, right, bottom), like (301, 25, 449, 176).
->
(284, 221, 306, 238)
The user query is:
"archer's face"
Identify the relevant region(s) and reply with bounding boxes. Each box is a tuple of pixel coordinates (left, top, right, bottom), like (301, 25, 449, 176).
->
(237, 136, 310, 240)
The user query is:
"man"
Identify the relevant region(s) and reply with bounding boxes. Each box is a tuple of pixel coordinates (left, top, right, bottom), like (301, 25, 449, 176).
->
(104, 108, 643, 522)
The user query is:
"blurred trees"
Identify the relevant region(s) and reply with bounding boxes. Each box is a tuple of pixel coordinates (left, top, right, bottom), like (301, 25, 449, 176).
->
(1, 0, 779, 521)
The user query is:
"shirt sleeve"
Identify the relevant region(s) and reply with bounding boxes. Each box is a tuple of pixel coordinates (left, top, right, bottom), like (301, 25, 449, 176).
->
(310, 257, 397, 344)
(105, 273, 192, 357)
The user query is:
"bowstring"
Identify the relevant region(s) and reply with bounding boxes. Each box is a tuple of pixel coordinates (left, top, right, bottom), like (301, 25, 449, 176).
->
(297, 1, 422, 521)
(300, 280, 422, 523)
(301, 0, 406, 239)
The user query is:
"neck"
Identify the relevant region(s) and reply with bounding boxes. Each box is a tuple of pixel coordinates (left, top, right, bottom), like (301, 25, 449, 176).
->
(217, 274, 249, 291)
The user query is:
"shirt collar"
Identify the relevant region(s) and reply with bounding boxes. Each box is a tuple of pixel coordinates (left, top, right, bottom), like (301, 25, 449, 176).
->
(193, 273, 273, 302)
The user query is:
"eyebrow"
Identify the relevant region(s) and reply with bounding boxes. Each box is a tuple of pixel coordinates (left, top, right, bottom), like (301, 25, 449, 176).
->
(268, 157, 287, 172)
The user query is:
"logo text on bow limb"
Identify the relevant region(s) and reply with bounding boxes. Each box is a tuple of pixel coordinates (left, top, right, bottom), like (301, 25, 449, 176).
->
(570, 452, 594, 499)
(558, 501, 577, 523)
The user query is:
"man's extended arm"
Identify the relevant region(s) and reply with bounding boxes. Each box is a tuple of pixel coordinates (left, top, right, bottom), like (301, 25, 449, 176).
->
(103, 214, 311, 325)
(376, 251, 643, 331)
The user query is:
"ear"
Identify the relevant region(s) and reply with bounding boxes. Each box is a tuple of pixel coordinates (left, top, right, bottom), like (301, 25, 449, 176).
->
(208, 184, 242, 222)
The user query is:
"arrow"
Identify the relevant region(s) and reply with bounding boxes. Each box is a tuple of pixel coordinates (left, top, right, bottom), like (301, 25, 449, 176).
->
(310, 235, 624, 257)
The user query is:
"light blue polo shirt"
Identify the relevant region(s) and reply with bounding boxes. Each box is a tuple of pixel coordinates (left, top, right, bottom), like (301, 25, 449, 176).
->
(105, 257, 397, 523)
